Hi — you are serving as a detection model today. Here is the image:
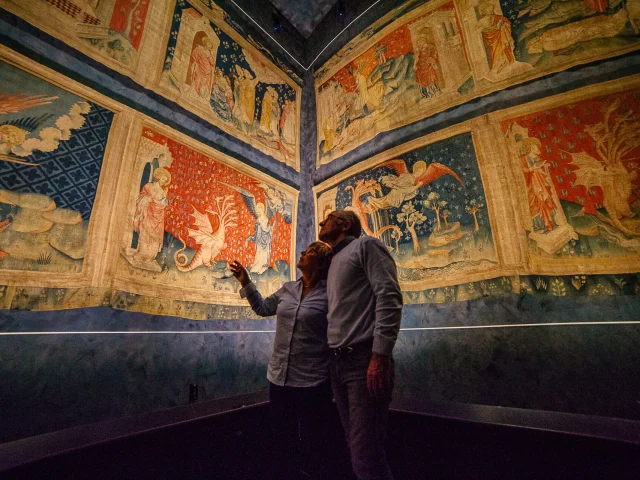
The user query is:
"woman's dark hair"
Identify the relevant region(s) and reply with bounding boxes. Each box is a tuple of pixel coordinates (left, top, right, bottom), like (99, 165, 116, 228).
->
(308, 241, 333, 280)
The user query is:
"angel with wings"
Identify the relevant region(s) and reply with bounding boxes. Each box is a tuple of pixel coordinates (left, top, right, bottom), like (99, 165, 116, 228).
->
(0, 93, 58, 166)
(220, 182, 290, 274)
(366, 158, 464, 211)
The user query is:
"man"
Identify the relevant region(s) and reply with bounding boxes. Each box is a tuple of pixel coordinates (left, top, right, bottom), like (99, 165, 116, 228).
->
(318, 210, 403, 480)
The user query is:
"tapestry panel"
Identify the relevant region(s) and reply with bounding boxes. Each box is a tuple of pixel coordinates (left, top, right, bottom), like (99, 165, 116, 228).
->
(0, 51, 121, 277)
(112, 119, 298, 310)
(2, 0, 157, 77)
(315, 0, 640, 164)
(314, 124, 513, 291)
(155, 0, 301, 169)
(494, 75, 640, 273)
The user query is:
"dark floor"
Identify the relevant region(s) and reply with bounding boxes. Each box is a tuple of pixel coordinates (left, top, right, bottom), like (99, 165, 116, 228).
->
(3, 404, 639, 479)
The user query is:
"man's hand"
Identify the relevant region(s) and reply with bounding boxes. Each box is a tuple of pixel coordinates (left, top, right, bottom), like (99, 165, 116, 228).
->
(367, 353, 392, 400)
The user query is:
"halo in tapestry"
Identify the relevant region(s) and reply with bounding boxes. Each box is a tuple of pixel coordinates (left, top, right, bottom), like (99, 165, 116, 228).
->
(116, 125, 297, 306)
(315, 131, 499, 288)
(498, 78, 640, 268)
(0, 59, 115, 273)
(315, 0, 640, 164)
(2, 0, 152, 71)
(158, 0, 301, 170)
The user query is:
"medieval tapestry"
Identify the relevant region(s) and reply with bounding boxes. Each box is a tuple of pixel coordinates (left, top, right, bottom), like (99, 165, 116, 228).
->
(314, 124, 512, 294)
(156, 0, 301, 169)
(0, 52, 118, 276)
(114, 121, 298, 311)
(315, 0, 640, 164)
(1, 0, 157, 76)
(189, 0, 303, 85)
(495, 75, 640, 274)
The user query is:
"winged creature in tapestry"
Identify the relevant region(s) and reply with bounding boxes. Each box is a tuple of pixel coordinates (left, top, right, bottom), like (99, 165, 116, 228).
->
(503, 89, 640, 257)
(121, 128, 295, 298)
(318, 133, 497, 282)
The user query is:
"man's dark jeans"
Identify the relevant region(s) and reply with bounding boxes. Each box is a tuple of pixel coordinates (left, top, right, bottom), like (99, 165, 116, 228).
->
(330, 345, 395, 480)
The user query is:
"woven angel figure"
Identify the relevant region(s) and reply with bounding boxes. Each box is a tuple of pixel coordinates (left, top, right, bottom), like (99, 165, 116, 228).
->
(220, 182, 291, 274)
(366, 158, 464, 211)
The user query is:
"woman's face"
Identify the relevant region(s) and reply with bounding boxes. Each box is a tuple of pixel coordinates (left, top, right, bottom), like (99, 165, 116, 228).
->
(297, 246, 320, 273)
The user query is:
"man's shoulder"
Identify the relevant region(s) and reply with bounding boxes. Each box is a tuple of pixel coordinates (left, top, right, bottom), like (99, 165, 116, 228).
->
(356, 235, 386, 250)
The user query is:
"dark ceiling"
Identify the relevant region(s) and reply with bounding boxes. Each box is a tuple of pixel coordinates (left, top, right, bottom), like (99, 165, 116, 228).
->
(268, 0, 341, 38)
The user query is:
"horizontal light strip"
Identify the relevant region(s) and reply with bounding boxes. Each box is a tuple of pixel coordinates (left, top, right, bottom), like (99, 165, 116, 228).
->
(400, 321, 640, 331)
(0, 330, 277, 335)
(1, 321, 639, 336)
(229, 0, 381, 71)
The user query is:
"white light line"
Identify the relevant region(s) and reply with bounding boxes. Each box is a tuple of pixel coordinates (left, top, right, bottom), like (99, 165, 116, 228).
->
(400, 321, 640, 331)
(0, 330, 276, 335)
(229, 0, 306, 70)
(228, 0, 381, 71)
(1, 321, 639, 335)
(306, 0, 382, 70)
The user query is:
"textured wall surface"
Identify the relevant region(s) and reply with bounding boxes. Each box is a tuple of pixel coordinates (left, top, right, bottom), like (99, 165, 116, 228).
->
(0, 308, 275, 443)
(3, 293, 640, 443)
(296, 69, 320, 261)
(395, 323, 640, 420)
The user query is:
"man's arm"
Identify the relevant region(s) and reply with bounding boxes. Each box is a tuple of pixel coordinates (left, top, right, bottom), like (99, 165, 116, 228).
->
(361, 238, 403, 399)
(361, 237, 403, 356)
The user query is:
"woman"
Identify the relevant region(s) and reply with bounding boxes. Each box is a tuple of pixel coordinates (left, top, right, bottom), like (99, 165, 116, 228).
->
(230, 241, 333, 480)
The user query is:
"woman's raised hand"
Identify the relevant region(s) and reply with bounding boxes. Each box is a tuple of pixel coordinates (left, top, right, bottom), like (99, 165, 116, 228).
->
(230, 260, 251, 287)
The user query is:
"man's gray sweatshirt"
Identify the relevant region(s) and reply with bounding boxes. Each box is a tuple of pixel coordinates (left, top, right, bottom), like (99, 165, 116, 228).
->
(326, 236, 403, 356)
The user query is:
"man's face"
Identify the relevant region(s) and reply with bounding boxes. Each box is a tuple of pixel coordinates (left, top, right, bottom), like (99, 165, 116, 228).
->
(318, 212, 346, 244)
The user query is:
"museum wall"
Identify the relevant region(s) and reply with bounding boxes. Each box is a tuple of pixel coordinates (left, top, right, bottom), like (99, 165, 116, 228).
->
(2, 0, 640, 446)
(0, 0, 307, 443)
(311, 0, 640, 422)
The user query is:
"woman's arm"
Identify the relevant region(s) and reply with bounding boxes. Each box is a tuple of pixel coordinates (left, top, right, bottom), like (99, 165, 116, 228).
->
(241, 283, 280, 317)
(230, 260, 279, 317)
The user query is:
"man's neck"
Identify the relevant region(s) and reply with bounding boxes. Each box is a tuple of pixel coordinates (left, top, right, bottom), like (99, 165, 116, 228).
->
(328, 233, 346, 248)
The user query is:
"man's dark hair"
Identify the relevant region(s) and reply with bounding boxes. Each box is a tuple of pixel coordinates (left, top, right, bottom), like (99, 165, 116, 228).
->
(333, 210, 362, 238)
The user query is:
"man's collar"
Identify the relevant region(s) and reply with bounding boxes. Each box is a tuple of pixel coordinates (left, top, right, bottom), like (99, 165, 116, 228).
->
(296, 278, 326, 288)
(332, 236, 357, 255)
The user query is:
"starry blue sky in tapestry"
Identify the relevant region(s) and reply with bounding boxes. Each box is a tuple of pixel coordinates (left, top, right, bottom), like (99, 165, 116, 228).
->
(164, 0, 296, 115)
(0, 100, 114, 221)
(331, 133, 497, 279)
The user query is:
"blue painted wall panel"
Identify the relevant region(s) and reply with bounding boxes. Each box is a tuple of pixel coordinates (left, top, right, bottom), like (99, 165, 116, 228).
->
(0, 308, 275, 443)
